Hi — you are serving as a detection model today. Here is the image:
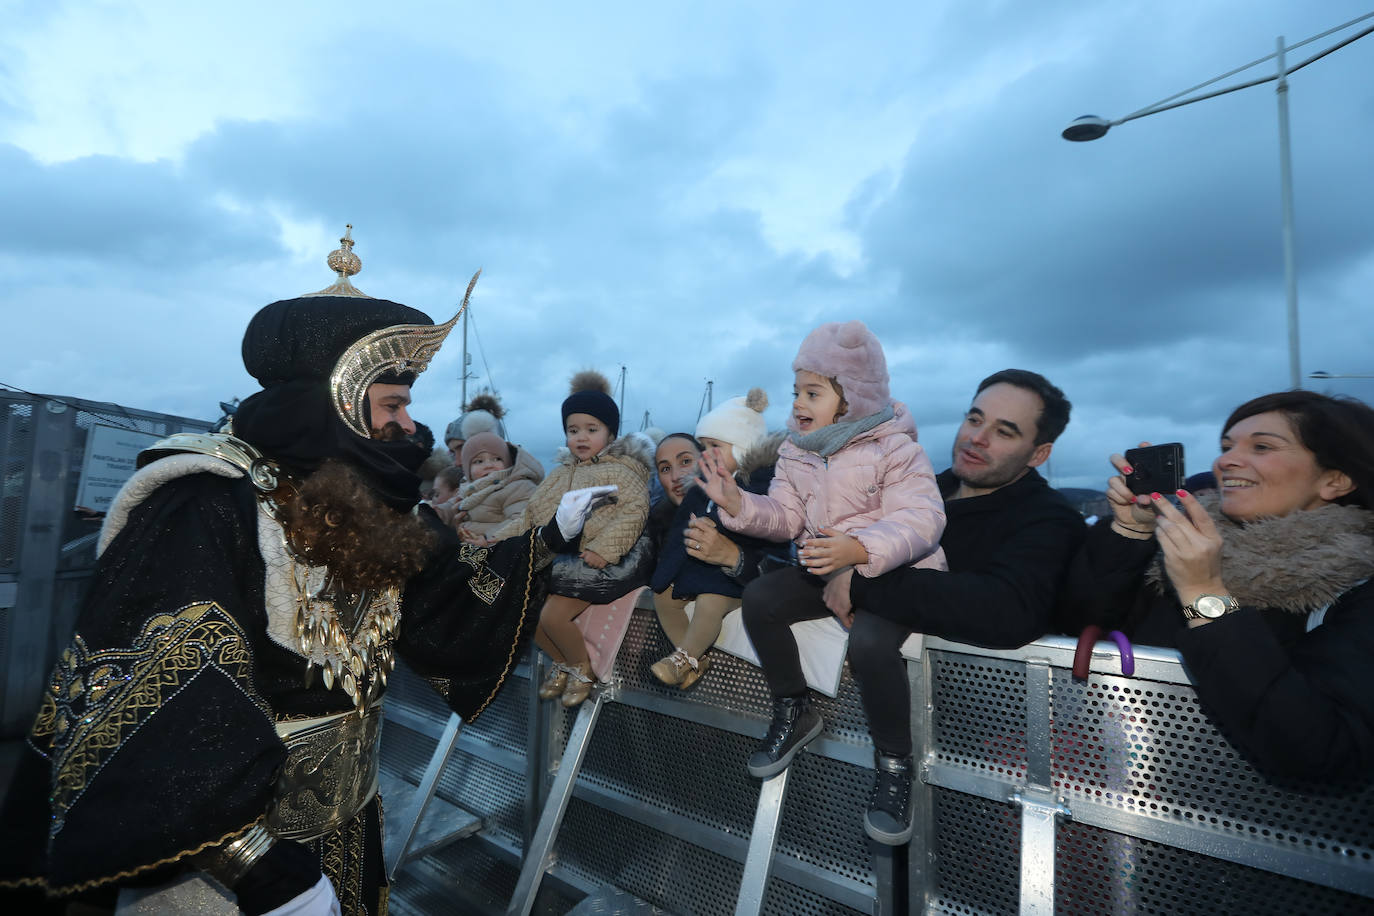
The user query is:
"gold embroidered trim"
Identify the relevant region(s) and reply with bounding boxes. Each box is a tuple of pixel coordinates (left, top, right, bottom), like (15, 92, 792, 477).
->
(457, 542, 505, 606)
(0, 817, 262, 896)
(466, 528, 539, 721)
(320, 804, 369, 916)
(47, 602, 270, 836)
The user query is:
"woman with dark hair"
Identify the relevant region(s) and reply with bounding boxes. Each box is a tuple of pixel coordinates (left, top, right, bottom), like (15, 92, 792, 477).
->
(648, 424, 786, 689)
(1064, 390, 1374, 782)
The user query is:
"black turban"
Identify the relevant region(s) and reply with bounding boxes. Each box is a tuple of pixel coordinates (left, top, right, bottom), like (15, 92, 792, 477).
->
(233, 296, 435, 511)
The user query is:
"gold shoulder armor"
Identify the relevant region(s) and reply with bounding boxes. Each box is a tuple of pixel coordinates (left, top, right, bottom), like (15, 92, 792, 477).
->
(136, 432, 281, 492)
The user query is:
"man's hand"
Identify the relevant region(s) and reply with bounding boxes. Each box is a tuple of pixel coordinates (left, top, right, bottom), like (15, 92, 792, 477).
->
(822, 568, 855, 628)
(431, 498, 460, 526)
(800, 527, 868, 576)
(457, 525, 494, 546)
(581, 548, 609, 569)
(554, 485, 618, 540)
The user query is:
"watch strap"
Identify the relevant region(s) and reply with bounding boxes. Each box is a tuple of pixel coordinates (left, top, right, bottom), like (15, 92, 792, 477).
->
(1182, 594, 1239, 620)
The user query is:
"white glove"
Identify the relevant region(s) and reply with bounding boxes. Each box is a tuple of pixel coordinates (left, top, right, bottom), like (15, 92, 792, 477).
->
(555, 485, 619, 540)
(262, 873, 341, 916)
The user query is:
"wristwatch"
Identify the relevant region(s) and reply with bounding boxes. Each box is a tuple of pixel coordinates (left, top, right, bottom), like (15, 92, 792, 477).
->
(1181, 594, 1239, 620)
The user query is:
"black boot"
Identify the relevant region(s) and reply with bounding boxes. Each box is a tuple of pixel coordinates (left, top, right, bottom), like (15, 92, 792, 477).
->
(865, 751, 914, 844)
(747, 694, 824, 778)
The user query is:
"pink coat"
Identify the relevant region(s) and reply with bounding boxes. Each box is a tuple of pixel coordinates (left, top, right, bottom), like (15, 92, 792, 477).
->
(720, 402, 947, 578)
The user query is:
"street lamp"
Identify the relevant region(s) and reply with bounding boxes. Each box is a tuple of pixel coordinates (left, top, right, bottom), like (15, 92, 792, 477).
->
(1310, 371, 1374, 380)
(1063, 12, 1374, 390)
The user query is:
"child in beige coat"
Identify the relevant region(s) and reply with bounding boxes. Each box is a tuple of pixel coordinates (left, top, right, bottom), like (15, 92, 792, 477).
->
(499, 371, 653, 706)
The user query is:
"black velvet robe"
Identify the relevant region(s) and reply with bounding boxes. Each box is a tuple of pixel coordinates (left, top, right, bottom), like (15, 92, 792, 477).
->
(0, 469, 554, 914)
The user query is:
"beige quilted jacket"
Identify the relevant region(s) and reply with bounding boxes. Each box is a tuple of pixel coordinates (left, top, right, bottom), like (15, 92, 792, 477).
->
(494, 433, 653, 563)
(456, 445, 545, 537)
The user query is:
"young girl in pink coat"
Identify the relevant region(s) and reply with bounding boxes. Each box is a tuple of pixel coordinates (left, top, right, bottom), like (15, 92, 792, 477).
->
(697, 320, 946, 785)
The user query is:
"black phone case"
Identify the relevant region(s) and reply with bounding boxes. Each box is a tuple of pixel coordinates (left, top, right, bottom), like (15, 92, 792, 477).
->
(1125, 443, 1185, 495)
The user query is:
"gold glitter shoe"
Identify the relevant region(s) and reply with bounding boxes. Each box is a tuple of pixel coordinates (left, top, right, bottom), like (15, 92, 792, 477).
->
(560, 662, 594, 708)
(537, 663, 568, 700)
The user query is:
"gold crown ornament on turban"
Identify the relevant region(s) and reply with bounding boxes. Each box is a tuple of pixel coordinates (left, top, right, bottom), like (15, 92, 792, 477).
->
(305, 226, 480, 438)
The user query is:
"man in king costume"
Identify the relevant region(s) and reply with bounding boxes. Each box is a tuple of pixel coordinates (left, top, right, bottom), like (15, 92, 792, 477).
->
(0, 230, 610, 915)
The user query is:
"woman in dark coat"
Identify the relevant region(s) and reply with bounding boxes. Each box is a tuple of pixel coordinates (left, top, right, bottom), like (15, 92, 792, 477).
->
(649, 413, 787, 688)
(1064, 391, 1374, 783)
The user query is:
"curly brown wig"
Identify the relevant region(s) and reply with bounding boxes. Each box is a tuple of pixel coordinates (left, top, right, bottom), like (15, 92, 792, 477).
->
(276, 460, 437, 592)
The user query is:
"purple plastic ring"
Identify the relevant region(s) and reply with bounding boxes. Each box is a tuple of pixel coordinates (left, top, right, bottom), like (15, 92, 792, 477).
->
(1108, 629, 1135, 676)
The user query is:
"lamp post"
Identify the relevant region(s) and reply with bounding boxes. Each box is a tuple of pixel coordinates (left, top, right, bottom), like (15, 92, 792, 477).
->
(1063, 13, 1374, 390)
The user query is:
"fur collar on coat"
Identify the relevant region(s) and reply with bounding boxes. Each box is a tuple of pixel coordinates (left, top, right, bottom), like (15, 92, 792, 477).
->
(551, 431, 655, 472)
(736, 431, 785, 485)
(1145, 492, 1374, 614)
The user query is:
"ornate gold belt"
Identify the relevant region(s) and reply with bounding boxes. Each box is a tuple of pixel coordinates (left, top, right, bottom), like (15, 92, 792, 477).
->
(265, 704, 382, 841)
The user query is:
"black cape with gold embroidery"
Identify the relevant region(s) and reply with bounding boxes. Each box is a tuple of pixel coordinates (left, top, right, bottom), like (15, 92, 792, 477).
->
(0, 469, 551, 913)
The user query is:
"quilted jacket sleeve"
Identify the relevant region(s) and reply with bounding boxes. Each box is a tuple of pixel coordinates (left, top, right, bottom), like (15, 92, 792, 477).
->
(580, 462, 650, 564)
(720, 462, 807, 543)
(851, 438, 946, 577)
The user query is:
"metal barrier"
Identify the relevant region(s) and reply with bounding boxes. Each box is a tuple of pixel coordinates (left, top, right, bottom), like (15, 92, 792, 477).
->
(0, 392, 210, 735)
(918, 635, 1374, 913)
(381, 606, 1374, 914)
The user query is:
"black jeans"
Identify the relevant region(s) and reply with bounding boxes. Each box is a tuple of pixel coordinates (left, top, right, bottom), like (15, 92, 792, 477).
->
(742, 566, 914, 756)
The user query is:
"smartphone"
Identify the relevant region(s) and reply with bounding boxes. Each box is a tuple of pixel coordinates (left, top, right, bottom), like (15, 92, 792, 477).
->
(1124, 443, 1185, 496)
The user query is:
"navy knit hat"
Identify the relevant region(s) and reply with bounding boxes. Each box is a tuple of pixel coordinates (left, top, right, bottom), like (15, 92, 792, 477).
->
(561, 370, 619, 436)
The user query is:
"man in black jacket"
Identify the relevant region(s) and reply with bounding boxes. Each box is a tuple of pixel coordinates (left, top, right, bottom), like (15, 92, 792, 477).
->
(826, 368, 1085, 845)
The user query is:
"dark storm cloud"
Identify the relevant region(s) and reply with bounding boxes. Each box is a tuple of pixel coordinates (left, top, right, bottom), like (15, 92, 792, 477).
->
(3, 1, 1371, 486)
(846, 3, 1374, 469)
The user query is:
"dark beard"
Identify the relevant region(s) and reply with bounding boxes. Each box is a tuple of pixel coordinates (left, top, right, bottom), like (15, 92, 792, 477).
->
(371, 421, 409, 442)
(275, 460, 437, 592)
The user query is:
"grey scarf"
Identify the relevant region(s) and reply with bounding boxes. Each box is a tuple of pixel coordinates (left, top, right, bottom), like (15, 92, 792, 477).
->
(789, 405, 894, 459)
(1145, 491, 1374, 613)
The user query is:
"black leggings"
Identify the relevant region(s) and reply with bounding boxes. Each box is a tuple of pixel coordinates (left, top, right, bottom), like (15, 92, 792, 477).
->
(742, 566, 914, 756)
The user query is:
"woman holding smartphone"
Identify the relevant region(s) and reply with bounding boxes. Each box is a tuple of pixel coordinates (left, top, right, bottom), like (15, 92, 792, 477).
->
(1063, 390, 1374, 783)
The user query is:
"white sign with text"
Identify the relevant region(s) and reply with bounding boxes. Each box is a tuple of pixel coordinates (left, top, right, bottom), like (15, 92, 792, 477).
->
(76, 424, 161, 512)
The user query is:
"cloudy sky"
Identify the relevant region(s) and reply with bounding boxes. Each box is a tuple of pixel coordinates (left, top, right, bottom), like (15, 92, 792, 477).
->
(3, 1, 1372, 489)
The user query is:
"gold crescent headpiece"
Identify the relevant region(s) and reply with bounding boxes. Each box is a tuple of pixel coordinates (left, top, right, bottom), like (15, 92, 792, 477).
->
(329, 268, 481, 438)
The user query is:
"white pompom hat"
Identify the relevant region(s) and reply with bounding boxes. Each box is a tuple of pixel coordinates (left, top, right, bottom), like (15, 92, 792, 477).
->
(696, 387, 769, 467)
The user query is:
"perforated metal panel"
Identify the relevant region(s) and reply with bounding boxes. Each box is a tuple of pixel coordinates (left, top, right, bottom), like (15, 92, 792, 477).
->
(577, 701, 761, 838)
(556, 798, 867, 916)
(0, 401, 34, 572)
(574, 701, 876, 888)
(391, 835, 578, 916)
(439, 748, 529, 844)
(928, 651, 1028, 783)
(614, 600, 874, 743)
(381, 661, 532, 847)
(929, 790, 1021, 915)
(1050, 669, 1374, 869)
(1055, 819, 1374, 915)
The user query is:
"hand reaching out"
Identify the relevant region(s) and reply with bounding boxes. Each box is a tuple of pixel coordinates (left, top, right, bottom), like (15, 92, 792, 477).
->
(431, 498, 461, 526)
(554, 484, 619, 540)
(695, 447, 742, 516)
